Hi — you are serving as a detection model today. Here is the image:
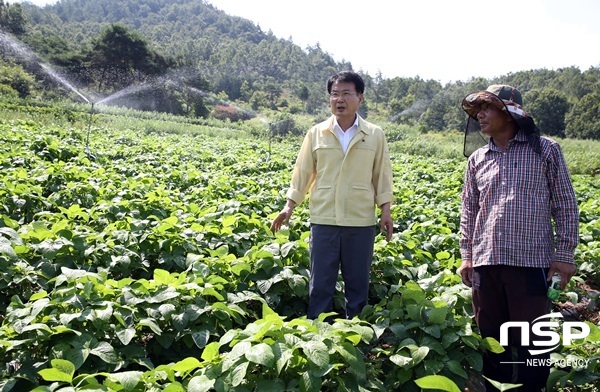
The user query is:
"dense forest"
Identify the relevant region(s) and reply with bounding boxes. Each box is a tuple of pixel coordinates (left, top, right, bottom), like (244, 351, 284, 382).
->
(1, 0, 599, 139)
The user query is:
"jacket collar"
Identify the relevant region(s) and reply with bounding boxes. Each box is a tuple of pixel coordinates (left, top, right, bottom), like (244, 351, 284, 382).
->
(321, 115, 372, 135)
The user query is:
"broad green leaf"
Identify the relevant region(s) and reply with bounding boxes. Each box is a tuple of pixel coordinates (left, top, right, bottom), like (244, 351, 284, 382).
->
(38, 368, 72, 383)
(108, 371, 143, 390)
(461, 335, 479, 350)
(390, 353, 412, 367)
(138, 318, 162, 334)
(221, 215, 236, 227)
(230, 341, 252, 360)
(187, 375, 215, 392)
(202, 287, 224, 301)
(280, 242, 295, 258)
(441, 331, 460, 348)
(300, 370, 322, 392)
(191, 329, 210, 348)
(425, 307, 448, 324)
(275, 343, 293, 375)
(0, 237, 17, 258)
(0, 227, 21, 243)
(163, 381, 186, 392)
(424, 359, 444, 374)
(483, 376, 523, 391)
(420, 324, 441, 338)
(230, 262, 251, 276)
(51, 359, 75, 377)
(29, 291, 48, 301)
(481, 337, 505, 353)
(154, 269, 174, 285)
(465, 352, 483, 372)
(410, 346, 429, 365)
(22, 323, 53, 334)
(245, 343, 275, 367)
(446, 360, 468, 378)
(584, 321, 600, 342)
(301, 341, 329, 368)
(257, 279, 273, 294)
(49, 341, 89, 370)
(335, 342, 365, 376)
(201, 342, 221, 361)
(147, 287, 180, 303)
(435, 251, 451, 260)
(90, 342, 119, 364)
(116, 327, 136, 345)
(230, 361, 249, 387)
(38, 359, 75, 383)
(402, 287, 426, 303)
(171, 357, 202, 374)
(414, 375, 461, 392)
(262, 303, 277, 318)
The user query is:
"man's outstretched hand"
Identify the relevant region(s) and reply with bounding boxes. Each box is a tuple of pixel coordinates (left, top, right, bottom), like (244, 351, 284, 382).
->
(271, 199, 295, 232)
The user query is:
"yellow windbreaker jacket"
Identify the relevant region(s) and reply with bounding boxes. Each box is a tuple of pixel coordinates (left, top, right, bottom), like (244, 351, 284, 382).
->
(286, 115, 394, 226)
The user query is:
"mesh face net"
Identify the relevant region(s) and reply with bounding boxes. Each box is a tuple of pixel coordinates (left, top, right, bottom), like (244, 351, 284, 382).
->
(463, 116, 489, 157)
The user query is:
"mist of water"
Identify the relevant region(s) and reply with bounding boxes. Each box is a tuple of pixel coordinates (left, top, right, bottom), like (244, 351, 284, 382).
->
(95, 82, 156, 106)
(40, 64, 90, 104)
(389, 99, 429, 122)
(1, 30, 91, 103)
(1, 30, 256, 119)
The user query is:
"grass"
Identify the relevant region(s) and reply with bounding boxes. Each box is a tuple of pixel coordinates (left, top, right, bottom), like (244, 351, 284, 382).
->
(2, 96, 599, 175)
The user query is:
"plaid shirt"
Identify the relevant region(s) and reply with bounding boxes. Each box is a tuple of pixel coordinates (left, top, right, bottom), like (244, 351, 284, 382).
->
(460, 132, 579, 268)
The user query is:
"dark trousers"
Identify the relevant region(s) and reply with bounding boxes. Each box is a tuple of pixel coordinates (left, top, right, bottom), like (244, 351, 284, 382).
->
(307, 224, 376, 319)
(472, 265, 552, 392)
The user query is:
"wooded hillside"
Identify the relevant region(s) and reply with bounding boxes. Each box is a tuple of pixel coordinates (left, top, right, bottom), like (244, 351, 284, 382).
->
(1, 0, 599, 139)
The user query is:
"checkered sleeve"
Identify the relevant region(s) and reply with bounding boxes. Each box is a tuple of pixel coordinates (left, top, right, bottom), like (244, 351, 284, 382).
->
(460, 158, 480, 264)
(547, 143, 579, 264)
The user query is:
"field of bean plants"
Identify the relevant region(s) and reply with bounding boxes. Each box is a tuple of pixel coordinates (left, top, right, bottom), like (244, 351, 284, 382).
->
(0, 101, 598, 391)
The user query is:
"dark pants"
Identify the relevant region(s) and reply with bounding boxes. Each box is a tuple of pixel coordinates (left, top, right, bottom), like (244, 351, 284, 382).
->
(472, 265, 552, 392)
(308, 224, 376, 319)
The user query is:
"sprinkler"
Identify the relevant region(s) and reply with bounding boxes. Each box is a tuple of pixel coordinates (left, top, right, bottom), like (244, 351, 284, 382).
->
(85, 102, 97, 160)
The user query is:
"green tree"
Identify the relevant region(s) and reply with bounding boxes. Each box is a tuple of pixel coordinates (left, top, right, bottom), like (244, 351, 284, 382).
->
(297, 84, 309, 102)
(565, 93, 600, 140)
(88, 24, 171, 91)
(524, 88, 570, 138)
(0, 0, 26, 35)
(240, 80, 253, 101)
(0, 61, 36, 98)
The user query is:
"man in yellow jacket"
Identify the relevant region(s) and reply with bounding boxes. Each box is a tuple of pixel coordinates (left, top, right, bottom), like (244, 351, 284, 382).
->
(271, 71, 394, 319)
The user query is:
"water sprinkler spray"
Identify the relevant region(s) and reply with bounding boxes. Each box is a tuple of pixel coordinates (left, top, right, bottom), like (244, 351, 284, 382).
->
(85, 102, 97, 160)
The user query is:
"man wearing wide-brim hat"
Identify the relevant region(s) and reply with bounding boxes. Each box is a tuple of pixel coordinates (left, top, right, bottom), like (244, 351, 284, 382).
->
(457, 85, 579, 391)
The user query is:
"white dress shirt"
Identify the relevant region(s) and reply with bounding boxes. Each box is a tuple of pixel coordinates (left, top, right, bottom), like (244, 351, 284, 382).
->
(333, 116, 359, 154)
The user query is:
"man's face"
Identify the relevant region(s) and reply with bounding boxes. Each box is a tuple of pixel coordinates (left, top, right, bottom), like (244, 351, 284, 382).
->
(329, 81, 362, 120)
(477, 103, 514, 138)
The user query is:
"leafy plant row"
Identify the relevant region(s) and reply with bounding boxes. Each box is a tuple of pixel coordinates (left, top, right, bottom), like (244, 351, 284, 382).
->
(0, 118, 598, 391)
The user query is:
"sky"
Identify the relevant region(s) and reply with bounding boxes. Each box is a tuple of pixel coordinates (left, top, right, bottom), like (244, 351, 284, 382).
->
(16, 0, 600, 84)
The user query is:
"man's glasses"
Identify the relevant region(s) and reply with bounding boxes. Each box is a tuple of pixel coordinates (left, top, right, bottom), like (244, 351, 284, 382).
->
(330, 91, 358, 99)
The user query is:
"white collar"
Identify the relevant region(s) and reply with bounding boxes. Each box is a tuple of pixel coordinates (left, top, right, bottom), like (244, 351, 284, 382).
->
(333, 115, 359, 133)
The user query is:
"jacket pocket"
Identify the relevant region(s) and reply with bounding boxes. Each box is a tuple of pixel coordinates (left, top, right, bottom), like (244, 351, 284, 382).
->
(310, 185, 334, 217)
(351, 184, 376, 220)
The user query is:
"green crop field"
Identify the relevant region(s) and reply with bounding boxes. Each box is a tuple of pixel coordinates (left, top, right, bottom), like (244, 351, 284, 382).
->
(0, 100, 598, 392)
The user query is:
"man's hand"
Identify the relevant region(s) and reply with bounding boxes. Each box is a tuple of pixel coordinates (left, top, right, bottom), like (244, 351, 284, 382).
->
(380, 203, 393, 242)
(458, 259, 473, 287)
(547, 261, 577, 290)
(270, 199, 295, 232)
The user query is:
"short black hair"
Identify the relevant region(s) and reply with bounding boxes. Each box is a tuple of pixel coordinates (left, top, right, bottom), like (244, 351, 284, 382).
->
(327, 71, 365, 94)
